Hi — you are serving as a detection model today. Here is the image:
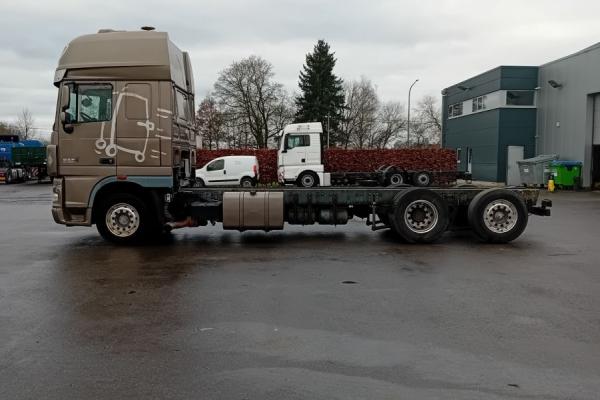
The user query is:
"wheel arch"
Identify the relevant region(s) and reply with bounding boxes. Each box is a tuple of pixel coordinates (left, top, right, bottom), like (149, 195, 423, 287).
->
(89, 177, 170, 225)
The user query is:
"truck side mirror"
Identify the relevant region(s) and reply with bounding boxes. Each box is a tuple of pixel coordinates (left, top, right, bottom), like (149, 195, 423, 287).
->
(60, 85, 70, 111)
(60, 85, 74, 133)
(60, 112, 74, 133)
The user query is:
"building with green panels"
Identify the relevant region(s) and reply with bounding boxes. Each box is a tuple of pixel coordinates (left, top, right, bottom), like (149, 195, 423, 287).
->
(442, 66, 538, 183)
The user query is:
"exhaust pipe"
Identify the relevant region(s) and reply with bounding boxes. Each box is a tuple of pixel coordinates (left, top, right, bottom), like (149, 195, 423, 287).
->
(164, 216, 198, 232)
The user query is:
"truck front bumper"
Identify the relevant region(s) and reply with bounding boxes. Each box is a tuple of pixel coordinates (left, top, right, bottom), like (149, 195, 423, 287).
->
(52, 206, 93, 226)
(52, 207, 66, 224)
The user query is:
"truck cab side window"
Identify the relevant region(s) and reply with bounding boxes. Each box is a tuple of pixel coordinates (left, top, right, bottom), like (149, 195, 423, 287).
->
(206, 159, 224, 171)
(176, 90, 189, 121)
(65, 84, 77, 124)
(65, 83, 113, 124)
(286, 134, 310, 150)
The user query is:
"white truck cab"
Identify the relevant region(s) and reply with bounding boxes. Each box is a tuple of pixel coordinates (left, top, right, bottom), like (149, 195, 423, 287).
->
(277, 122, 330, 187)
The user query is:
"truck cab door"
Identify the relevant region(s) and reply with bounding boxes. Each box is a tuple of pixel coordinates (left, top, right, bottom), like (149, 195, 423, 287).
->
(58, 82, 116, 176)
(282, 134, 309, 166)
(114, 82, 161, 174)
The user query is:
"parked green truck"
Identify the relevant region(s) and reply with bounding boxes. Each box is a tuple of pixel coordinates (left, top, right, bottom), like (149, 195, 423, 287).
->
(0, 138, 47, 183)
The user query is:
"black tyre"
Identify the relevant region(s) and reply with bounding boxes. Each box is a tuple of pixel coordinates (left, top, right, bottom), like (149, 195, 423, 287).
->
(196, 178, 205, 187)
(5, 171, 12, 184)
(96, 193, 153, 244)
(297, 171, 318, 188)
(467, 188, 528, 243)
(412, 171, 432, 187)
(240, 177, 255, 188)
(387, 172, 404, 186)
(389, 188, 449, 243)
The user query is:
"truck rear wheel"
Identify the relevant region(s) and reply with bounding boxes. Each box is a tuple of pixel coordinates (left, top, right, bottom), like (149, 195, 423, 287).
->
(390, 188, 449, 243)
(96, 193, 151, 244)
(387, 172, 404, 186)
(467, 189, 528, 243)
(297, 172, 318, 188)
(412, 171, 432, 187)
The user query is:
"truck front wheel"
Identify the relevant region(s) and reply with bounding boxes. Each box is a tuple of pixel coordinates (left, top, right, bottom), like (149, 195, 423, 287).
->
(96, 193, 151, 244)
(297, 172, 318, 188)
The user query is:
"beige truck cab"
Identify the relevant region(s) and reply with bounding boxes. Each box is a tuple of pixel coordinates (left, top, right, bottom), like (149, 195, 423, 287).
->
(48, 28, 196, 241)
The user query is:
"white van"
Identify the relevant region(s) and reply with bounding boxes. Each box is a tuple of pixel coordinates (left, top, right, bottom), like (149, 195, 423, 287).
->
(196, 156, 259, 187)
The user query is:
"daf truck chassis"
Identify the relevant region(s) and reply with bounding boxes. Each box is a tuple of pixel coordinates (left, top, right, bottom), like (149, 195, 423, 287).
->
(48, 29, 551, 244)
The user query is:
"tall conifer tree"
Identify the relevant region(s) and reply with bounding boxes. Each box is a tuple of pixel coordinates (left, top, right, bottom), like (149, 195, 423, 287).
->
(295, 40, 345, 145)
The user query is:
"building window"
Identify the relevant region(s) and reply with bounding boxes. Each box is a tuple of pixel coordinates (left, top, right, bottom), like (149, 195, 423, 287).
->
(448, 102, 463, 118)
(472, 96, 487, 112)
(506, 90, 535, 106)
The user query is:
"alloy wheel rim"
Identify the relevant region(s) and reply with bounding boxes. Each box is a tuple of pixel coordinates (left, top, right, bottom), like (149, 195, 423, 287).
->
(404, 199, 439, 233)
(390, 174, 403, 185)
(302, 175, 315, 187)
(106, 203, 140, 237)
(483, 200, 518, 234)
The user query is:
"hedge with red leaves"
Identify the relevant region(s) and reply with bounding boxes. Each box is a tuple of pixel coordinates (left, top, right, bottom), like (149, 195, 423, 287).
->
(197, 148, 456, 184)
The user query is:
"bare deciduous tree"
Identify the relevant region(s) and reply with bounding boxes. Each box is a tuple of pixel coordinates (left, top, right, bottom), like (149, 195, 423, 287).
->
(412, 95, 442, 146)
(213, 56, 295, 148)
(195, 96, 224, 150)
(374, 101, 406, 148)
(339, 77, 379, 149)
(16, 108, 35, 140)
(0, 120, 19, 136)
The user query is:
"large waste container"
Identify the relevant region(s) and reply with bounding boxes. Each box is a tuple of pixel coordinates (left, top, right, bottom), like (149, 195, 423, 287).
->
(550, 160, 582, 188)
(517, 154, 558, 186)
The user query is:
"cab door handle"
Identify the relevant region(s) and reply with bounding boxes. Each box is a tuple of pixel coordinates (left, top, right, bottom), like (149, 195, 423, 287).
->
(223, 170, 226, 174)
(99, 158, 114, 165)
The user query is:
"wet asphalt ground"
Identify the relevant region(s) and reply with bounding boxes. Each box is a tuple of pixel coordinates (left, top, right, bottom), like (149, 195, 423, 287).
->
(1, 183, 599, 400)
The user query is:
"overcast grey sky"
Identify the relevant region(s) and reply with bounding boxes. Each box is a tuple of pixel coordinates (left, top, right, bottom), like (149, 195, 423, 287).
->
(1, 0, 599, 135)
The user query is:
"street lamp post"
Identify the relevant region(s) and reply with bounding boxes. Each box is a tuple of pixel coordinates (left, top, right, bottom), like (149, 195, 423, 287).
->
(326, 114, 330, 149)
(407, 78, 419, 147)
